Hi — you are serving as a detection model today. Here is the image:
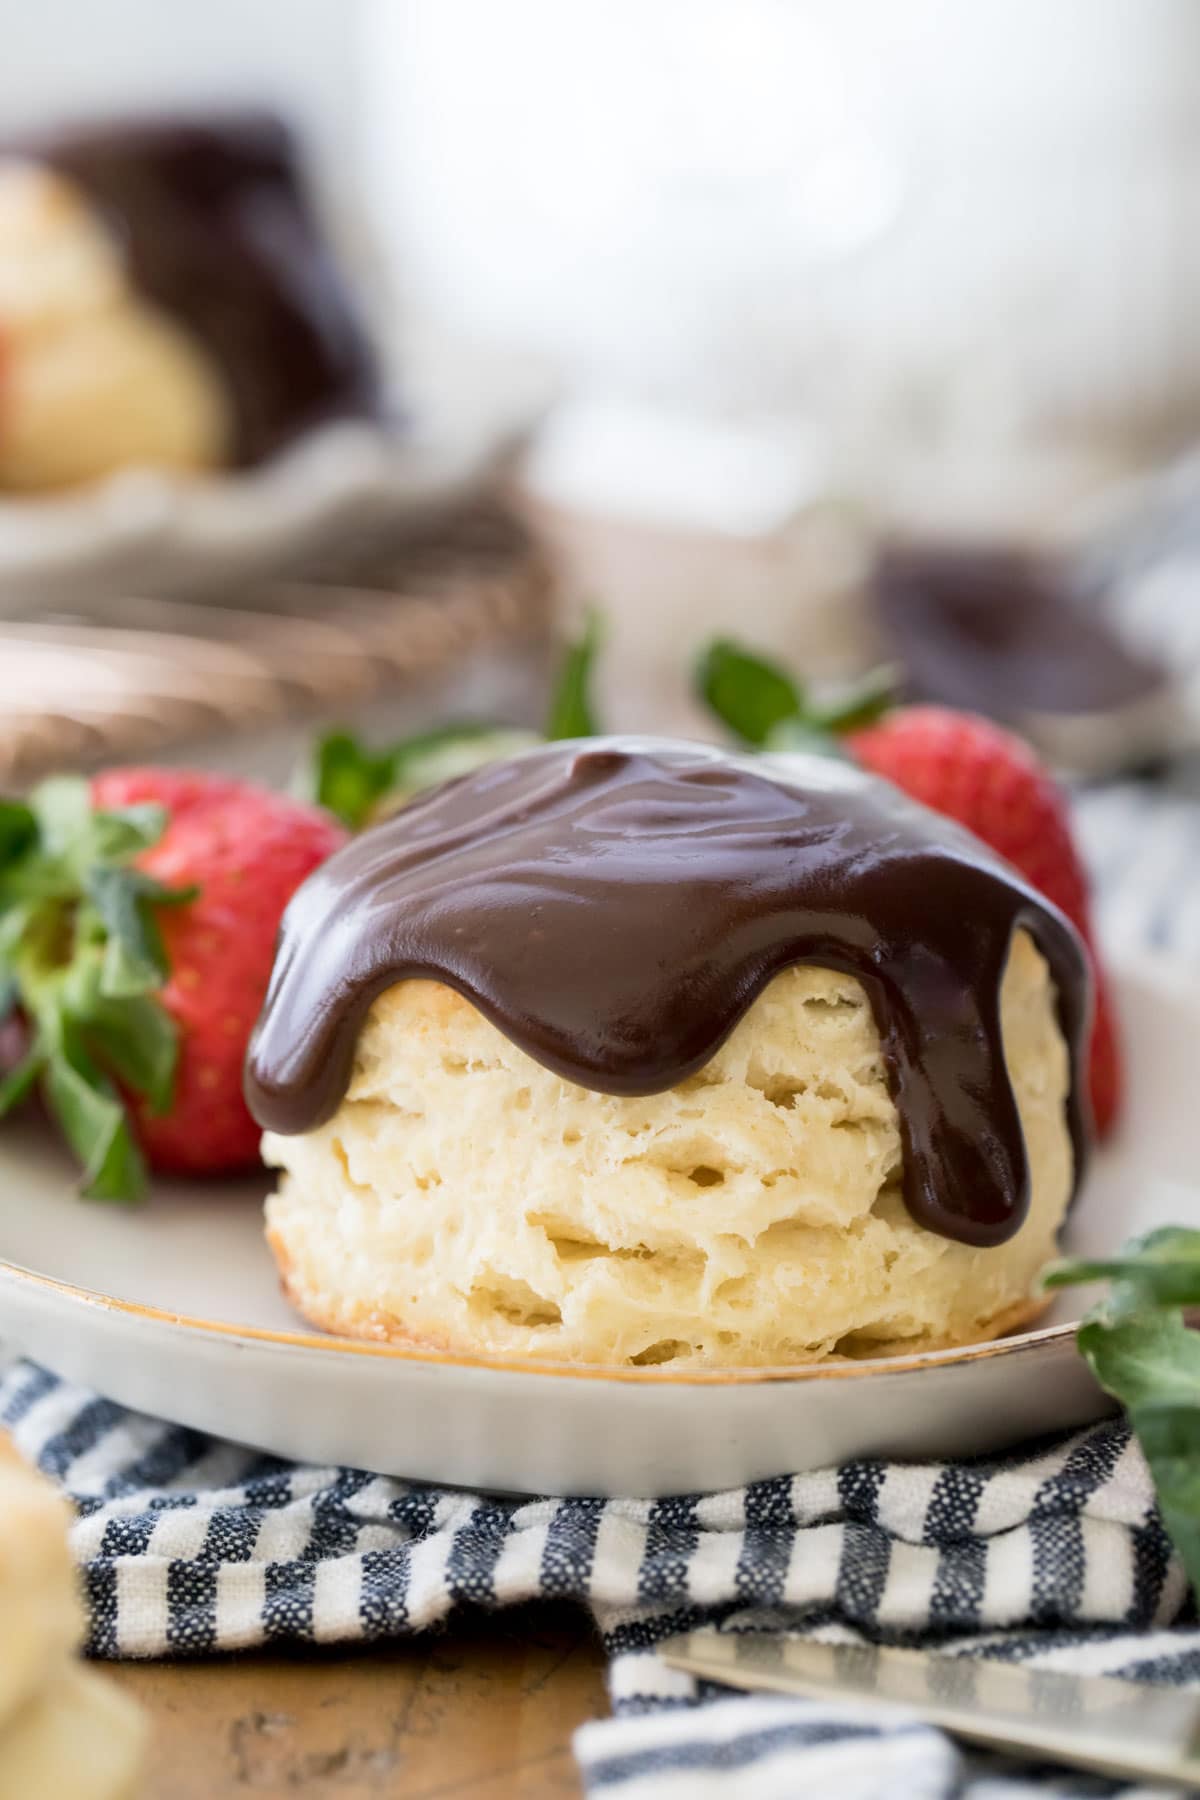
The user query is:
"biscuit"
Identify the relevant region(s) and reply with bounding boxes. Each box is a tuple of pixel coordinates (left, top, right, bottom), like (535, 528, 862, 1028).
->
(0, 160, 230, 489)
(263, 928, 1074, 1368)
(0, 1665, 147, 1800)
(0, 1438, 82, 1732)
(0, 1436, 146, 1799)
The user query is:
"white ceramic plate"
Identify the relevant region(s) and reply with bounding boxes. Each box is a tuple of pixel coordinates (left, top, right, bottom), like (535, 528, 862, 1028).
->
(0, 331, 551, 612)
(0, 951, 1193, 1497)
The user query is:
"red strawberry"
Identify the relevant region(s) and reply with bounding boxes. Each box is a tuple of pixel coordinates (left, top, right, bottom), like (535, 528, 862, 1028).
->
(696, 643, 1123, 1139)
(91, 770, 347, 1175)
(847, 707, 1121, 1136)
(0, 769, 345, 1197)
(90, 768, 250, 822)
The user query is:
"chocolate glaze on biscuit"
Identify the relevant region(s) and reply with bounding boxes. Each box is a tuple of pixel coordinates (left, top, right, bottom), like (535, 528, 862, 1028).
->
(245, 739, 1091, 1248)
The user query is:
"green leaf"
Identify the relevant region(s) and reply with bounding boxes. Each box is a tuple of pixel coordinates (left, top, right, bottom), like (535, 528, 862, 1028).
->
(764, 718, 850, 760)
(390, 730, 539, 804)
(83, 994, 179, 1116)
(386, 723, 523, 785)
(1045, 1228, 1200, 1309)
(309, 733, 401, 830)
(307, 613, 609, 826)
(0, 857, 76, 906)
(79, 1111, 145, 1203)
(84, 866, 174, 995)
(1077, 1309, 1200, 1411)
(88, 803, 168, 864)
(0, 800, 36, 867)
(0, 777, 186, 1199)
(145, 877, 198, 910)
(807, 665, 901, 735)
(1127, 1394, 1200, 1591)
(0, 1037, 44, 1117)
(29, 781, 166, 884)
(30, 776, 92, 855)
(695, 639, 804, 746)
(545, 611, 603, 740)
(309, 724, 539, 829)
(1076, 1309, 1200, 1594)
(42, 1037, 145, 1202)
(3, 901, 74, 999)
(0, 900, 36, 962)
(1052, 1227, 1200, 1599)
(53, 945, 178, 1114)
(3, 788, 169, 909)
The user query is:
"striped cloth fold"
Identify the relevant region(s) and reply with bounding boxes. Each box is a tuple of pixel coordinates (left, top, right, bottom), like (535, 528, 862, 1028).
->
(3, 775, 1200, 1797)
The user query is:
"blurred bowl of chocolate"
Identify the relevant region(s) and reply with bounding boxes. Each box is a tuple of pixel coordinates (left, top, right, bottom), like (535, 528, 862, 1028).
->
(870, 448, 1199, 778)
(871, 542, 1189, 776)
(0, 111, 546, 607)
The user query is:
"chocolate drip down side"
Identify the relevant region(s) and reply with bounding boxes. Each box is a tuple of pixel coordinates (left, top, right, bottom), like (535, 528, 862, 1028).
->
(245, 739, 1091, 1249)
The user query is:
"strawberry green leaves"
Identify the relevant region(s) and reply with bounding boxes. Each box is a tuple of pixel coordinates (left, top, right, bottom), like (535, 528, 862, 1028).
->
(311, 613, 606, 830)
(0, 800, 36, 864)
(60, 960, 179, 1117)
(695, 640, 805, 747)
(309, 732, 412, 832)
(43, 1026, 144, 1202)
(1046, 1229, 1200, 1593)
(84, 865, 196, 997)
(545, 609, 603, 741)
(807, 666, 903, 736)
(0, 776, 193, 1200)
(695, 637, 897, 751)
(311, 724, 538, 832)
(0, 1034, 42, 1115)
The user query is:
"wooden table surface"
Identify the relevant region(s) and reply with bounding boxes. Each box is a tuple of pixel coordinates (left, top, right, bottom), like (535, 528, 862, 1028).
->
(109, 1606, 609, 1799)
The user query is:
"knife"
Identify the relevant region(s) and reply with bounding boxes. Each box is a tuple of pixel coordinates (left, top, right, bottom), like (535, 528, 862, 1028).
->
(657, 1630, 1200, 1787)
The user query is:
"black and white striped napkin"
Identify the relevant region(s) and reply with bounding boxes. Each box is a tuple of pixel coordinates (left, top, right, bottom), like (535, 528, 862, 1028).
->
(3, 777, 1200, 1799)
(1, 1358, 1196, 1800)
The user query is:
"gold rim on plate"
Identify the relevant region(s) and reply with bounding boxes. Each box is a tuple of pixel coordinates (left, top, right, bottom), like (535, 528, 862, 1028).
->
(0, 1256, 1076, 1385)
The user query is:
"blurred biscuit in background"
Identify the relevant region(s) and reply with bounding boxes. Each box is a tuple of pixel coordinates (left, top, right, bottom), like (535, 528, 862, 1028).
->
(0, 1433, 146, 1800)
(0, 160, 230, 490)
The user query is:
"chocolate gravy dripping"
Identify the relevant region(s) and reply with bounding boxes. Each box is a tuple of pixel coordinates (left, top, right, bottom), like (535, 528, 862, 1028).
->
(22, 112, 381, 465)
(245, 739, 1091, 1249)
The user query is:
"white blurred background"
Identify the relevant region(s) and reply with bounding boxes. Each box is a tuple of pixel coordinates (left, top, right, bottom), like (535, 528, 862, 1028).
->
(5, 0, 1200, 465)
(5, 0, 1200, 709)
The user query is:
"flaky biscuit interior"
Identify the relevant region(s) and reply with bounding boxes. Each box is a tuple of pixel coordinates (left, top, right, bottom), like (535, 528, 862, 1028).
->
(263, 929, 1074, 1369)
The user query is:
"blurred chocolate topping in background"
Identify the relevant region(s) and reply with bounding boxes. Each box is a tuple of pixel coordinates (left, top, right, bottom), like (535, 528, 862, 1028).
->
(873, 545, 1164, 720)
(868, 537, 1189, 777)
(16, 111, 383, 465)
